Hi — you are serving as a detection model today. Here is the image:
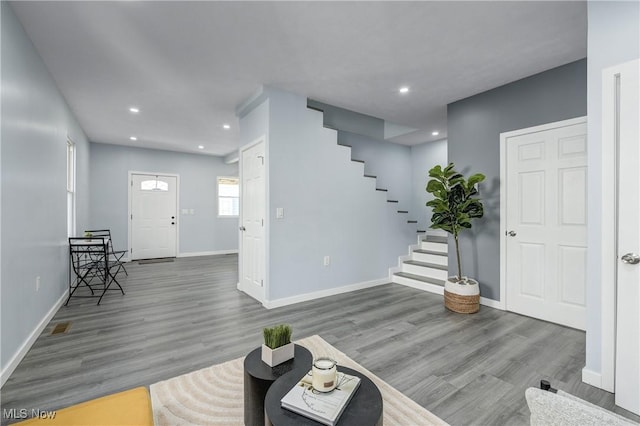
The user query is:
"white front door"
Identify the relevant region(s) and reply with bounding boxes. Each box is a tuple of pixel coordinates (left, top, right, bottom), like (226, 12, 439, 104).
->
(130, 173, 178, 260)
(239, 140, 265, 302)
(503, 118, 587, 330)
(612, 59, 640, 415)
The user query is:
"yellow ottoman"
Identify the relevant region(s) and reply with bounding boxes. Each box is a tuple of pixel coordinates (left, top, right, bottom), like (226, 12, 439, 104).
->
(15, 387, 153, 426)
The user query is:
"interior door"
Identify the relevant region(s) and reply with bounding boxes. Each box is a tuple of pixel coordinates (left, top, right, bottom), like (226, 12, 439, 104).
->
(239, 140, 265, 302)
(505, 119, 587, 330)
(613, 59, 639, 415)
(130, 174, 178, 260)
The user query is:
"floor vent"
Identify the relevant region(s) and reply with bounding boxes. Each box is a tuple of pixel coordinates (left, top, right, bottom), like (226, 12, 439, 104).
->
(51, 322, 72, 335)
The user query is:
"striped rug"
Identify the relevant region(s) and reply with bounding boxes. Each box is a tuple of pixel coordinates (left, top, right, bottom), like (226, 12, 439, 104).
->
(150, 335, 447, 425)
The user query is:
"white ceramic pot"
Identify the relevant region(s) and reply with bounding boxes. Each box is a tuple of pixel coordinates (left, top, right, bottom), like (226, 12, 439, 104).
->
(261, 342, 294, 367)
(444, 277, 480, 314)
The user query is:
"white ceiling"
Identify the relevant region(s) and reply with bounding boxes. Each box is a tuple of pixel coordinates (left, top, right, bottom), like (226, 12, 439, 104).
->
(10, 1, 587, 156)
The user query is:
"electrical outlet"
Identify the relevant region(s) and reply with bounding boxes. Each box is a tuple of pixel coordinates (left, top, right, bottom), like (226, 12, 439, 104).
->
(36, 276, 41, 292)
(190, 209, 195, 215)
(323, 256, 330, 266)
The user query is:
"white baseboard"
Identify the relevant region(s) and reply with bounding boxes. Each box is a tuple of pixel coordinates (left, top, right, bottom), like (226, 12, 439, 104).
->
(393, 279, 505, 310)
(263, 278, 389, 310)
(1, 290, 68, 387)
(479, 297, 505, 310)
(177, 249, 238, 258)
(582, 367, 603, 389)
(237, 280, 265, 304)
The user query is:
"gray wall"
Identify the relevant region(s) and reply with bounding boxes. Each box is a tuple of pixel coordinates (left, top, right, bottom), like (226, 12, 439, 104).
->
(585, 1, 640, 374)
(411, 139, 448, 230)
(1, 3, 91, 376)
(89, 143, 239, 255)
(447, 59, 587, 300)
(312, 99, 444, 230)
(307, 99, 384, 140)
(338, 131, 413, 213)
(240, 88, 417, 302)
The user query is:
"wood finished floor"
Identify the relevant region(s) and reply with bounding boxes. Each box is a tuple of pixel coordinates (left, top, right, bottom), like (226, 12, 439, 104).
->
(2, 254, 639, 425)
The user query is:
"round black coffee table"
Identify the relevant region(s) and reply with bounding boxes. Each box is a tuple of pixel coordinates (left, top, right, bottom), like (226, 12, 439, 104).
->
(244, 344, 312, 426)
(264, 366, 383, 426)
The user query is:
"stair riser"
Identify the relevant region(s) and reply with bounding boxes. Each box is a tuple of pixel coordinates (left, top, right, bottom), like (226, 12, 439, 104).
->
(420, 241, 448, 253)
(426, 229, 448, 238)
(402, 264, 448, 280)
(412, 252, 447, 265)
(392, 275, 445, 295)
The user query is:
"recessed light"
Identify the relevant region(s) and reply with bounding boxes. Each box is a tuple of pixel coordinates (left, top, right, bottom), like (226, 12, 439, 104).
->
(198, 145, 204, 149)
(223, 124, 231, 130)
(432, 131, 439, 136)
(129, 107, 139, 113)
(399, 87, 409, 94)
(129, 136, 137, 141)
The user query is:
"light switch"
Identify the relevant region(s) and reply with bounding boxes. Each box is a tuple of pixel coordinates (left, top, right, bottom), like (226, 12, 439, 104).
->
(181, 209, 188, 214)
(276, 208, 284, 219)
(190, 209, 195, 215)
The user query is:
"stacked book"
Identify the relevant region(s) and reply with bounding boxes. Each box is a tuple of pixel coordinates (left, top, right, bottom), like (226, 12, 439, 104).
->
(281, 371, 361, 426)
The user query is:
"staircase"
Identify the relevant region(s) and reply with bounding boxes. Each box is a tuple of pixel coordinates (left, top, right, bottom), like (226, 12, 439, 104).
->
(307, 103, 448, 291)
(391, 231, 449, 295)
(336, 141, 424, 227)
(308, 104, 422, 231)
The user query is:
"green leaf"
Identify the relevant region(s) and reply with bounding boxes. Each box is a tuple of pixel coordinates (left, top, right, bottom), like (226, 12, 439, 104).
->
(426, 180, 445, 194)
(428, 165, 443, 178)
(467, 173, 485, 187)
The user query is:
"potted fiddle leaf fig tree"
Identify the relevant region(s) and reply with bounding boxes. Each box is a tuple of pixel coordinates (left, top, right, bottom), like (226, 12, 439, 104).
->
(426, 163, 485, 314)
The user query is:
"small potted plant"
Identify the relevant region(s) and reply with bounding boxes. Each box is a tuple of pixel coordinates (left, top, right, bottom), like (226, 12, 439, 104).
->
(261, 324, 294, 367)
(426, 163, 485, 313)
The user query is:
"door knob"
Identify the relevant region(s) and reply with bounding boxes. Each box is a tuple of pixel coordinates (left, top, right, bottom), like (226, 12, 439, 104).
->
(621, 253, 640, 265)
(239, 226, 246, 231)
(506, 230, 517, 237)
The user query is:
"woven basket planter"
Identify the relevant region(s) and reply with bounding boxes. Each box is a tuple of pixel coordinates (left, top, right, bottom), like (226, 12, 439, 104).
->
(444, 278, 480, 314)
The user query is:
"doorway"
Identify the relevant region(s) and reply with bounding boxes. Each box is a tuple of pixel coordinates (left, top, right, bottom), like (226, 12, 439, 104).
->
(601, 58, 639, 415)
(129, 172, 178, 260)
(500, 117, 588, 330)
(238, 138, 266, 303)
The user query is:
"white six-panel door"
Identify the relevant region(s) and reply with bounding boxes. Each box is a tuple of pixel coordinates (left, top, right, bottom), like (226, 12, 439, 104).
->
(130, 173, 178, 260)
(611, 59, 640, 415)
(239, 140, 265, 303)
(504, 119, 587, 330)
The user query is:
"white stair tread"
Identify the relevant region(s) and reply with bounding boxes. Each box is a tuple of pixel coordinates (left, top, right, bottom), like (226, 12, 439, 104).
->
(403, 260, 448, 271)
(394, 272, 445, 286)
(423, 235, 448, 244)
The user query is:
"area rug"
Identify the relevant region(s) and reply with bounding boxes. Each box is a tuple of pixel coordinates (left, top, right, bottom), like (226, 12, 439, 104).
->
(150, 335, 447, 425)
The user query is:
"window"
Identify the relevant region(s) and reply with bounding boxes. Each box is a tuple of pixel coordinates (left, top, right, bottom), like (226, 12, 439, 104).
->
(66, 140, 76, 237)
(218, 177, 239, 217)
(140, 179, 169, 191)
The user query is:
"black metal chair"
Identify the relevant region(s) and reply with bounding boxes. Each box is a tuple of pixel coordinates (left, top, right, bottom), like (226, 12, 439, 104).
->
(67, 237, 125, 305)
(84, 229, 128, 276)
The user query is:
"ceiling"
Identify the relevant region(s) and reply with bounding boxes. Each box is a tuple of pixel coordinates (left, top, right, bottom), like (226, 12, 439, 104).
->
(10, 1, 587, 156)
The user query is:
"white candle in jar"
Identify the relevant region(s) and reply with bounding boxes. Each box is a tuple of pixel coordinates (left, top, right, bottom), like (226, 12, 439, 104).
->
(312, 357, 337, 392)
